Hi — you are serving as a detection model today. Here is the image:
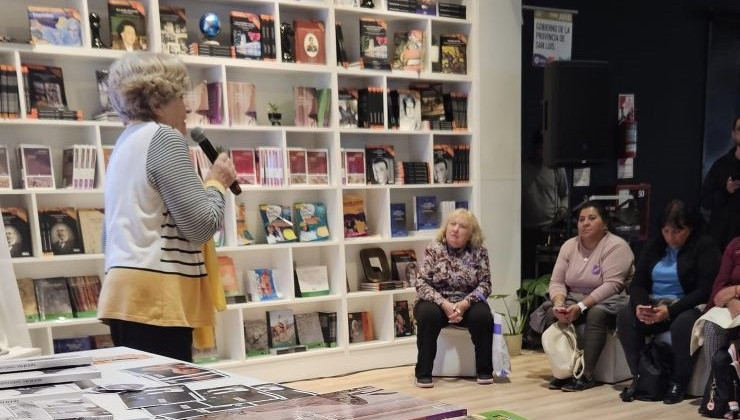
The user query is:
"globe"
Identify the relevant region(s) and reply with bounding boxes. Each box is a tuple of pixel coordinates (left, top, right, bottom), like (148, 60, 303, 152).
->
(199, 12, 221, 40)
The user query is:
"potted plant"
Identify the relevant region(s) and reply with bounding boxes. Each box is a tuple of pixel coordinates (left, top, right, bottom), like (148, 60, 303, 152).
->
(267, 102, 282, 126)
(491, 273, 550, 356)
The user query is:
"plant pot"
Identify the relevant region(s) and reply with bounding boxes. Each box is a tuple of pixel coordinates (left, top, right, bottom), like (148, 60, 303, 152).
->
(268, 112, 282, 126)
(504, 333, 523, 356)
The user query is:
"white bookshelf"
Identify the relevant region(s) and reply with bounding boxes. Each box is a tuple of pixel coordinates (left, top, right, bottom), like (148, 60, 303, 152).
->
(0, 0, 525, 383)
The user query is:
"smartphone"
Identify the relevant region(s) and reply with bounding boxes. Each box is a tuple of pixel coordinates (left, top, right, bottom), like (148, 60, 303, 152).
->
(554, 306, 568, 314)
(638, 305, 654, 314)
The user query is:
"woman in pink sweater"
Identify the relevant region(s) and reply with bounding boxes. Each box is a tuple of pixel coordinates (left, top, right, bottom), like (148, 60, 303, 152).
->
(544, 201, 634, 392)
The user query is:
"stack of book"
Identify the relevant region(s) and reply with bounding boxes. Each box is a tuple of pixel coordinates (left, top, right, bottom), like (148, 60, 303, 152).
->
(0, 65, 21, 119)
(359, 280, 404, 291)
(387, 0, 416, 13)
(438, 2, 466, 19)
(0, 354, 100, 390)
(396, 161, 429, 184)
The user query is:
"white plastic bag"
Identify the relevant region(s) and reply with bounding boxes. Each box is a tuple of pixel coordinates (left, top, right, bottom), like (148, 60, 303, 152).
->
(492, 312, 511, 377)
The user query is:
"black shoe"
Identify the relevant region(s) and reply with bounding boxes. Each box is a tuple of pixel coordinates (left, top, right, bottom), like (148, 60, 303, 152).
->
(476, 374, 494, 385)
(562, 375, 595, 392)
(548, 377, 570, 390)
(619, 380, 637, 402)
(415, 377, 434, 388)
(663, 382, 685, 404)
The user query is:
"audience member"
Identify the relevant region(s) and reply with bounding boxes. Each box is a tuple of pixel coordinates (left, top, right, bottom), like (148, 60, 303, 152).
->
(413, 209, 493, 388)
(617, 199, 720, 404)
(533, 201, 633, 392)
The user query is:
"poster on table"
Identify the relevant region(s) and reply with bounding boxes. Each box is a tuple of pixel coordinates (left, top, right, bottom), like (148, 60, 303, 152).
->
(532, 10, 573, 67)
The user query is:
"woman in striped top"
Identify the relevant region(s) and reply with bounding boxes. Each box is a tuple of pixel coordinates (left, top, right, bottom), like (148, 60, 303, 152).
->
(97, 52, 236, 361)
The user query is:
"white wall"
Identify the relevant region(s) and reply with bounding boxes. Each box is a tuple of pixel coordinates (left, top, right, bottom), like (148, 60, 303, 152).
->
(476, 0, 522, 296)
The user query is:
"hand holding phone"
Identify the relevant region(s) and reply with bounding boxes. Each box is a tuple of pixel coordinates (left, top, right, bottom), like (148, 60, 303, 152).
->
(638, 305, 654, 314)
(554, 306, 568, 315)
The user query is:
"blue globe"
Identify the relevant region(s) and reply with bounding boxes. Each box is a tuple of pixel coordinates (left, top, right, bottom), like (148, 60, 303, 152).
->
(199, 12, 221, 39)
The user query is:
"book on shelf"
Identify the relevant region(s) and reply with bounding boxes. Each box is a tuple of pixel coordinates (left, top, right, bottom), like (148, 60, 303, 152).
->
(0, 366, 100, 390)
(38, 208, 83, 255)
(184, 80, 210, 127)
(317, 311, 338, 347)
(18, 144, 55, 189)
(2, 207, 32, 258)
(227, 81, 257, 126)
(342, 148, 366, 185)
(206, 81, 223, 124)
(357, 87, 385, 128)
(218, 256, 247, 304)
(433, 144, 455, 184)
(294, 86, 319, 127)
(397, 89, 422, 131)
(269, 345, 307, 355)
(53, 337, 92, 354)
(33, 277, 74, 321)
(61, 145, 96, 189)
(394, 300, 415, 337)
(316, 88, 332, 128)
(413, 196, 440, 230)
(293, 20, 326, 65)
(27, 6, 83, 47)
(67, 275, 102, 317)
(287, 147, 308, 185)
(438, 2, 467, 19)
(294, 312, 326, 349)
(267, 309, 297, 349)
(342, 194, 369, 238)
(359, 18, 390, 70)
(1, 65, 21, 119)
(231, 11, 262, 60)
(338, 89, 359, 128)
(294, 202, 330, 242)
(417, 0, 438, 15)
(440, 33, 468, 75)
(102, 146, 114, 172)
(348, 312, 365, 343)
(260, 14, 277, 61)
(77, 208, 104, 254)
(294, 265, 330, 297)
(159, 6, 188, 55)
(306, 148, 329, 185)
(387, 0, 417, 13)
(230, 148, 257, 186)
(244, 318, 269, 356)
(365, 145, 395, 185)
(450, 92, 468, 130)
(390, 249, 418, 286)
(16, 278, 39, 322)
(0, 354, 92, 375)
(410, 82, 445, 126)
(245, 268, 279, 302)
(108, 0, 147, 51)
(90, 334, 114, 349)
(359, 281, 403, 291)
(398, 161, 429, 184)
(392, 29, 424, 72)
(390, 203, 408, 237)
(256, 146, 285, 186)
(259, 204, 298, 244)
(235, 202, 255, 246)
(388, 89, 400, 129)
(335, 23, 349, 67)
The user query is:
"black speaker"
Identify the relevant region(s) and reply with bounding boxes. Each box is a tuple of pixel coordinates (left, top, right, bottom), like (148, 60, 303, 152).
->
(543, 60, 613, 168)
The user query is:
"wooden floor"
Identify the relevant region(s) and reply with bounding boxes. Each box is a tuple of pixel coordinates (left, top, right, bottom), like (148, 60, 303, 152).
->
(285, 349, 706, 420)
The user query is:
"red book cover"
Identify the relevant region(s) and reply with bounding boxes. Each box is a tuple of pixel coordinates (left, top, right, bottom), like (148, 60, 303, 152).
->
(293, 20, 326, 65)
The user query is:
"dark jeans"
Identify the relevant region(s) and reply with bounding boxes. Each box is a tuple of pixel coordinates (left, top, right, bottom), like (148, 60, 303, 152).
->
(108, 319, 194, 362)
(413, 300, 493, 378)
(616, 305, 700, 387)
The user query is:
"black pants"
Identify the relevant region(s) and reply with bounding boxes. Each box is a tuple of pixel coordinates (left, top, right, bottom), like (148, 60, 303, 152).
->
(616, 305, 700, 387)
(108, 319, 194, 362)
(413, 300, 493, 378)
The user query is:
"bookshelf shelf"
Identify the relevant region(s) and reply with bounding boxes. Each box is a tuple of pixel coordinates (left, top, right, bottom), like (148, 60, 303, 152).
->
(0, 0, 488, 383)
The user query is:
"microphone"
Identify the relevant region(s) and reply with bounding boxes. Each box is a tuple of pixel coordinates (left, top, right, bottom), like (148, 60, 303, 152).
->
(190, 127, 241, 195)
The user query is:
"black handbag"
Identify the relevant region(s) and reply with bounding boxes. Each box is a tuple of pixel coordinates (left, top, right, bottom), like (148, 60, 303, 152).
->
(700, 344, 740, 418)
(633, 339, 673, 401)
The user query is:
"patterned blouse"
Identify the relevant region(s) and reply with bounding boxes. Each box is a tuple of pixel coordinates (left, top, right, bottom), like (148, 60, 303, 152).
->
(415, 241, 492, 306)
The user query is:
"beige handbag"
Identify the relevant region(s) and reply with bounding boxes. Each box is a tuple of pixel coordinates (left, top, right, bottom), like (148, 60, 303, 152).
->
(541, 322, 584, 379)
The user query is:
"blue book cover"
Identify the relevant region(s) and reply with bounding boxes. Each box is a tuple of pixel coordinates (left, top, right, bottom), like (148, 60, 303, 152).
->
(28, 6, 83, 47)
(259, 204, 298, 244)
(455, 200, 469, 209)
(414, 196, 439, 230)
(294, 202, 330, 242)
(390, 203, 407, 237)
